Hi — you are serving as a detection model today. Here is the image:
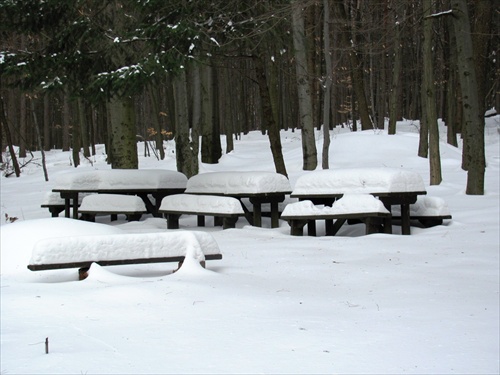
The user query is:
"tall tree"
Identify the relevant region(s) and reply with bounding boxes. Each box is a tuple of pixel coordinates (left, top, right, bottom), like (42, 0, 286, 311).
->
(422, 0, 442, 185)
(451, 0, 485, 195)
(292, 0, 317, 171)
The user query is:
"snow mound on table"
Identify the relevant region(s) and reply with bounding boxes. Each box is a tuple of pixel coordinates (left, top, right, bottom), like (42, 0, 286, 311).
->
(282, 194, 390, 216)
(54, 169, 187, 190)
(292, 168, 425, 195)
(0, 218, 124, 274)
(160, 194, 244, 214)
(185, 171, 292, 194)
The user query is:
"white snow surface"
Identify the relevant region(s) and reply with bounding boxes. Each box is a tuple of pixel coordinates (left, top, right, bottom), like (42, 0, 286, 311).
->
(1, 118, 499, 375)
(29, 230, 220, 265)
(185, 170, 292, 194)
(282, 194, 390, 217)
(160, 193, 244, 214)
(79, 194, 147, 212)
(54, 169, 187, 190)
(292, 167, 426, 195)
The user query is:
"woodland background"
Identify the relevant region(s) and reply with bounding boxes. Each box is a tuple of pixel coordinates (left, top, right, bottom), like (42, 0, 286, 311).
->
(0, 0, 498, 194)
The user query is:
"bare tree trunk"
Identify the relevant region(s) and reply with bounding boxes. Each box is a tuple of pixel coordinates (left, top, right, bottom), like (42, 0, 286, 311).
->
(388, 3, 405, 135)
(30, 97, 49, 181)
(452, 0, 485, 195)
(43, 94, 51, 150)
(253, 54, 288, 177)
(173, 69, 198, 178)
(422, 0, 442, 185)
(108, 95, 138, 169)
(62, 91, 71, 152)
(0, 97, 21, 177)
(321, 0, 332, 169)
(292, 0, 317, 171)
(148, 84, 166, 160)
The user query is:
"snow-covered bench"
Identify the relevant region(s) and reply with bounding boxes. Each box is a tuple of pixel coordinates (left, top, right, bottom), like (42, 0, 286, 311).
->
(281, 195, 392, 236)
(159, 194, 245, 229)
(27, 231, 223, 280)
(41, 192, 89, 217)
(391, 196, 452, 227)
(78, 194, 147, 222)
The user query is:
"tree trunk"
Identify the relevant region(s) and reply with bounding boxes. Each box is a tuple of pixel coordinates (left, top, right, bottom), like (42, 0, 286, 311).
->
(292, 0, 317, 171)
(253, 54, 288, 177)
(200, 64, 221, 164)
(30, 97, 49, 181)
(108, 95, 138, 169)
(451, 0, 485, 195)
(173, 69, 198, 178)
(422, 0, 442, 185)
(0, 97, 21, 177)
(321, 0, 332, 169)
(388, 4, 405, 135)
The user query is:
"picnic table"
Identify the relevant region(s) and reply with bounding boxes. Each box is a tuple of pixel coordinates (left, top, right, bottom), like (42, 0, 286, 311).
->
(52, 169, 187, 219)
(290, 168, 427, 235)
(184, 171, 292, 228)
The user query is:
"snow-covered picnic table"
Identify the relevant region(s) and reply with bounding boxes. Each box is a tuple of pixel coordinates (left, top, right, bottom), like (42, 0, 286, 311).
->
(184, 171, 292, 228)
(52, 169, 187, 219)
(290, 168, 427, 235)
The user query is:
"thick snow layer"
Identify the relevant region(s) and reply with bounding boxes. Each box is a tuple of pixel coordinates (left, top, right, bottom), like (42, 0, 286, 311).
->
(392, 195, 451, 217)
(41, 191, 91, 205)
(185, 171, 292, 194)
(29, 230, 220, 266)
(79, 194, 147, 212)
(160, 194, 244, 214)
(54, 169, 187, 190)
(282, 194, 390, 216)
(292, 167, 426, 195)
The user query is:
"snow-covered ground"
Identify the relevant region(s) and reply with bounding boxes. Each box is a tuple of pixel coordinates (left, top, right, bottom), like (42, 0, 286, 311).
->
(1, 118, 499, 374)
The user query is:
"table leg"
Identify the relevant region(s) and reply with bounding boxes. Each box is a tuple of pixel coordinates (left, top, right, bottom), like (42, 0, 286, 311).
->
(401, 203, 411, 235)
(71, 192, 79, 219)
(270, 201, 279, 228)
(253, 202, 262, 227)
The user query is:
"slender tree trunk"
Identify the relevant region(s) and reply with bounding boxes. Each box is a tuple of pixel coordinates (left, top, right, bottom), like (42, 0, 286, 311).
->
(292, 0, 317, 170)
(30, 97, 49, 181)
(388, 4, 405, 135)
(321, 0, 332, 169)
(148, 84, 166, 160)
(173, 69, 198, 177)
(62, 91, 71, 152)
(253, 54, 288, 177)
(422, 0, 442, 185)
(0, 97, 21, 177)
(43, 94, 51, 150)
(108, 95, 138, 169)
(452, 0, 485, 195)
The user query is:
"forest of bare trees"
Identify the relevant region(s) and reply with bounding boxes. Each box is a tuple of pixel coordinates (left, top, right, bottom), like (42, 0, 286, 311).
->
(0, 0, 498, 194)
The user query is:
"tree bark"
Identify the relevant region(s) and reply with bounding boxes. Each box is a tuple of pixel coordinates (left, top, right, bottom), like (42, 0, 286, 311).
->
(451, 0, 485, 195)
(321, 0, 332, 169)
(0, 97, 21, 177)
(108, 95, 138, 169)
(292, 0, 317, 171)
(173, 69, 198, 178)
(422, 0, 442, 185)
(388, 4, 405, 135)
(253, 54, 288, 177)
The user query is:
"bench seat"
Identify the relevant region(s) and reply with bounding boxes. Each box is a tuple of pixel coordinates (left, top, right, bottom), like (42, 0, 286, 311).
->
(281, 195, 392, 236)
(159, 194, 245, 229)
(79, 194, 147, 222)
(41, 192, 89, 217)
(27, 231, 222, 280)
(391, 196, 452, 227)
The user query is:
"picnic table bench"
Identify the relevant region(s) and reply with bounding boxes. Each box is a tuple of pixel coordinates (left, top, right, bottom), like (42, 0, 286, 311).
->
(281, 195, 392, 236)
(391, 195, 452, 227)
(291, 168, 427, 235)
(159, 194, 245, 229)
(27, 231, 222, 280)
(79, 194, 147, 222)
(184, 171, 292, 228)
(52, 169, 187, 219)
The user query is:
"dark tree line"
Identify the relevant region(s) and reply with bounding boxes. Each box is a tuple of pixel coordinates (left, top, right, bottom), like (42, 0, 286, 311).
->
(0, 0, 497, 194)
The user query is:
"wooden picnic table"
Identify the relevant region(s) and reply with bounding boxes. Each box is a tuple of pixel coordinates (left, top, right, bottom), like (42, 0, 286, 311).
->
(52, 169, 187, 219)
(290, 168, 427, 235)
(184, 171, 292, 228)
